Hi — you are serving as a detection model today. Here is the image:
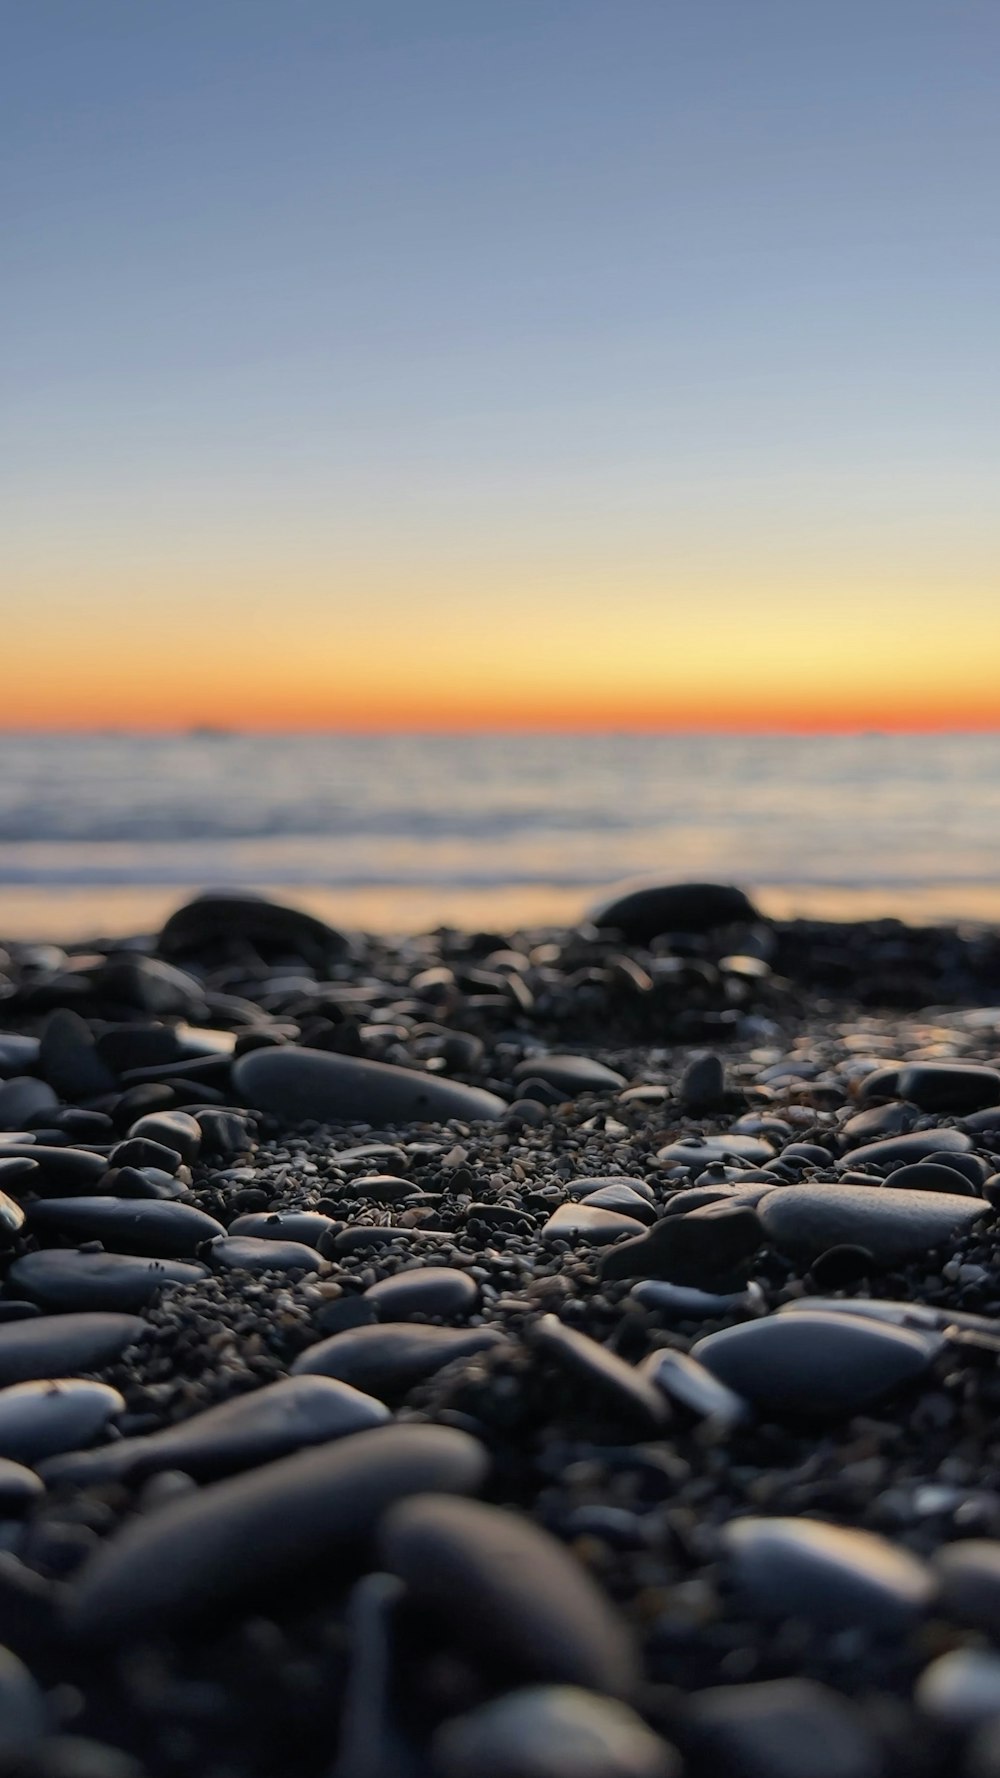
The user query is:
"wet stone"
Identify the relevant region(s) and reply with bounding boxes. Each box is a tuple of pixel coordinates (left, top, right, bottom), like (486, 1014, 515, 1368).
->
(0, 1379, 124, 1464)
(25, 1197, 226, 1257)
(5, 1249, 208, 1313)
(291, 1322, 507, 1400)
(532, 1315, 669, 1432)
(67, 1424, 488, 1640)
(363, 1267, 480, 1321)
(41, 1373, 390, 1487)
(0, 1146, 108, 1191)
(234, 1045, 506, 1126)
(39, 1010, 117, 1099)
(0, 1313, 146, 1386)
(0, 1191, 26, 1243)
(692, 1310, 940, 1419)
(378, 1494, 637, 1696)
(432, 1685, 679, 1778)
(341, 1173, 422, 1204)
(722, 1515, 936, 1629)
(758, 1181, 987, 1265)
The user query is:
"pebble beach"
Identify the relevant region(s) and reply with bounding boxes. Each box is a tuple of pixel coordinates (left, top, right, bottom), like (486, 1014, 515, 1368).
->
(2, 883, 1000, 1777)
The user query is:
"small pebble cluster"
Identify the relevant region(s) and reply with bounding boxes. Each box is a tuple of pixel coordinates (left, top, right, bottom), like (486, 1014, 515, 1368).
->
(1, 885, 1000, 1778)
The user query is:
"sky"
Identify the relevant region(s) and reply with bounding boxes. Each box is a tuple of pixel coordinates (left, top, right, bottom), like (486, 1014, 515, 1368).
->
(3, 0, 999, 732)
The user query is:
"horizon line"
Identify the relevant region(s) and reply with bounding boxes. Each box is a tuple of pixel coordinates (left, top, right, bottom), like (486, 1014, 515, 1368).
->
(1, 724, 999, 740)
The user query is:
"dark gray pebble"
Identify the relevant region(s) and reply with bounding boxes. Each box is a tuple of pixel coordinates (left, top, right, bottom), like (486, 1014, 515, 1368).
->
(0, 1645, 49, 1759)
(898, 1062, 1000, 1113)
(935, 1540, 1000, 1638)
(882, 1160, 980, 1196)
(542, 1204, 647, 1245)
(840, 1127, 973, 1169)
(722, 1514, 935, 1629)
(41, 1373, 389, 1486)
(0, 1458, 45, 1513)
(578, 1185, 657, 1224)
(0, 1191, 25, 1242)
(292, 1322, 507, 1399)
(511, 1055, 626, 1096)
(378, 1494, 637, 1696)
(590, 880, 758, 938)
(26, 1197, 226, 1257)
(629, 1280, 756, 1320)
(363, 1267, 480, 1320)
(0, 1079, 59, 1132)
(5, 1249, 207, 1313)
(234, 1045, 506, 1126)
(532, 1315, 668, 1431)
(127, 1110, 202, 1162)
(206, 1236, 330, 1275)
(692, 1309, 940, 1418)
(758, 1181, 986, 1265)
(0, 1147, 108, 1191)
(433, 1685, 678, 1778)
(656, 1136, 774, 1169)
(67, 1423, 487, 1639)
(0, 1313, 146, 1386)
(638, 1348, 750, 1427)
(0, 1379, 124, 1463)
(227, 1210, 341, 1249)
(601, 1204, 762, 1286)
(563, 1177, 655, 1202)
(684, 1678, 881, 1778)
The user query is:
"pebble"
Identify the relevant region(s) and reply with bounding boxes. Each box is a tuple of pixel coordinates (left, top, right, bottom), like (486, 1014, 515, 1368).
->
(0, 1379, 124, 1463)
(882, 1160, 980, 1196)
(341, 1173, 421, 1204)
(0, 1645, 49, 1759)
(67, 1424, 488, 1639)
(600, 1204, 762, 1286)
(206, 1236, 330, 1275)
(25, 1197, 226, 1257)
(532, 1315, 669, 1431)
(898, 1063, 1000, 1113)
(158, 888, 348, 969)
(5, 1250, 207, 1313)
(638, 1348, 750, 1427)
(0, 1146, 108, 1189)
(0, 1079, 59, 1131)
(233, 1045, 506, 1125)
(915, 1649, 1000, 1730)
(39, 1009, 117, 1098)
(656, 1136, 774, 1169)
(578, 1185, 658, 1224)
(542, 1204, 647, 1245)
(757, 1182, 987, 1265)
(291, 1323, 507, 1399)
(841, 1127, 973, 1169)
(935, 1540, 1000, 1637)
(0, 1192, 25, 1243)
(722, 1515, 935, 1629)
(363, 1267, 480, 1320)
(692, 1310, 940, 1418)
(378, 1494, 637, 1696)
(432, 1685, 679, 1778)
(127, 1110, 202, 1162)
(227, 1210, 341, 1248)
(41, 1374, 390, 1486)
(590, 880, 758, 938)
(511, 1056, 627, 1097)
(629, 1280, 755, 1320)
(683, 1678, 881, 1778)
(0, 1313, 146, 1386)
(563, 1177, 655, 1202)
(679, 1051, 726, 1111)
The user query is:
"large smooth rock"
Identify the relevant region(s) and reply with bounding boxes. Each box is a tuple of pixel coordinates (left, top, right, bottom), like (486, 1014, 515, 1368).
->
(378, 1495, 637, 1696)
(684, 1679, 880, 1778)
(206, 1236, 329, 1275)
(0, 1379, 124, 1463)
(656, 1137, 774, 1170)
(6, 1250, 207, 1314)
(533, 1316, 668, 1432)
(67, 1424, 487, 1640)
(25, 1198, 225, 1258)
(363, 1267, 480, 1321)
(898, 1064, 1000, 1114)
(0, 1079, 59, 1132)
(542, 1204, 647, 1246)
(291, 1323, 506, 1399)
(433, 1686, 678, 1778)
(840, 1127, 973, 1168)
(228, 1211, 341, 1249)
(158, 890, 348, 970)
(0, 1313, 146, 1386)
(723, 1515, 935, 1629)
(590, 882, 758, 939)
(692, 1310, 940, 1418)
(600, 1204, 762, 1286)
(758, 1182, 987, 1266)
(233, 1046, 506, 1126)
(41, 1374, 389, 1486)
(511, 1056, 626, 1097)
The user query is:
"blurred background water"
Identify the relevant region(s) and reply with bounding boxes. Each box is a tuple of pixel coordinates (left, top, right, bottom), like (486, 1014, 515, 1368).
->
(1, 731, 998, 939)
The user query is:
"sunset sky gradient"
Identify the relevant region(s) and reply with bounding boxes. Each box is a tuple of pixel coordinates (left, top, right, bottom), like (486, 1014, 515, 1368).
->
(5, 0, 999, 731)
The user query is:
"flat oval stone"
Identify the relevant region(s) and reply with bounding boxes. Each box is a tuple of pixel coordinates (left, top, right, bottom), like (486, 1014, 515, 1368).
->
(227, 1211, 340, 1248)
(629, 1280, 754, 1320)
(0, 1379, 124, 1463)
(26, 1198, 226, 1257)
(0, 1079, 59, 1132)
(0, 1458, 45, 1512)
(578, 1186, 658, 1224)
(837, 1102, 917, 1146)
(511, 1056, 626, 1097)
(41, 1373, 389, 1487)
(533, 1316, 668, 1432)
(206, 1236, 329, 1275)
(0, 1146, 108, 1190)
(363, 1268, 480, 1321)
(0, 1313, 146, 1386)
(233, 1046, 505, 1126)
(291, 1323, 507, 1400)
(67, 1423, 487, 1640)
(563, 1177, 655, 1202)
(127, 1111, 202, 1163)
(722, 1515, 935, 1629)
(656, 1137, 774, 1169)
(898, 1064, 1000, 1114)
(542, 1204, 647, 1245)
(684, 1678, 880, 1778)
(841, 1128, 972, 1170)
(158, 890, 348, 970)
(916, 1650, 1000, 1730)
(378, 1494, 637, 1696)
(600, 1204, 762, 1286)
(758, 1182, 986, 1265)
(5, 1250, 207, 1313)
(0, 1646, 48, 1759)
(638, 1348, 750, 1427)
(341, 1174, 421, 1204)
(882, 1161, 979, 1197)
(433, 1686, 678, 1778)
(692, 1311, 940, 1418)
(590, 881, 758, 939)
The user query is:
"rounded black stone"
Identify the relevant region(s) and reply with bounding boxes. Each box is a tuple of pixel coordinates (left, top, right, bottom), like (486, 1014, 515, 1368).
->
(25, 1197, 225, 1257)
(363, 1267, 480, 1321)
(227, 1211, 340, 1249)
(291, 1323, 506, 1400)
(233, 1046, 506, 1126)
(692, 1310, 938, 1418)
(158, 890, 349, 970)
(0, 1379, 124, 1464)
(5, 1250, 207, 1314)
(590, 881, 758, 939)
(600, 1204, 763, 1287)
(206, 1236, 329, 1275)
(0, 1313, 146, 1386)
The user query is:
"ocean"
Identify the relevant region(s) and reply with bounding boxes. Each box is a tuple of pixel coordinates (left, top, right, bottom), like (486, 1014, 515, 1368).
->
(0, 731, 998, 940)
